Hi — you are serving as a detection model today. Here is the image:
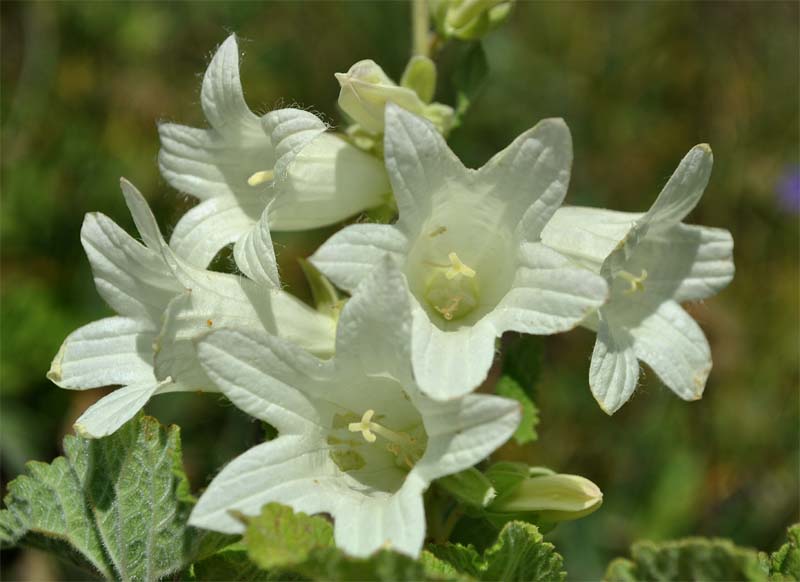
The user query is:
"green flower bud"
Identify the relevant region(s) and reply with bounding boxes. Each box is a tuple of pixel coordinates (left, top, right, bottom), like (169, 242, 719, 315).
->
(431, 0, 515, 41)
(336, 59, 455, 137)
(401, 55, 438, 104)
(490, 473, 603, 523)
(336, 60, 426, 134)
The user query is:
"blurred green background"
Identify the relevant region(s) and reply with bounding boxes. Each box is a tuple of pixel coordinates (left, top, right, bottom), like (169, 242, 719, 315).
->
(1, 2, 797, 580)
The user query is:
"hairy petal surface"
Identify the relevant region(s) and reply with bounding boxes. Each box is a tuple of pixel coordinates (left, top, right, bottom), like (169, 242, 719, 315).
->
(628, 300, 712, 401)
(490, 243, 608, 335)
(589, 318, 639, 415)
(48, 317, 156, 390)
(310, 224, 408, 292)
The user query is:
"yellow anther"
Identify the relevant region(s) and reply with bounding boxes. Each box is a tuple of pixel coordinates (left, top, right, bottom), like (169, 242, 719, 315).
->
(247, 169, 275, 187)
(445, 252, 476, 280)
(348, 409, 377, 443)
(617, 269, 648, 294)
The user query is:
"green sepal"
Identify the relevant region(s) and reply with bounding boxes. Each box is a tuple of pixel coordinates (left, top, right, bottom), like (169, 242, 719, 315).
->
(437, 467, 497, 508)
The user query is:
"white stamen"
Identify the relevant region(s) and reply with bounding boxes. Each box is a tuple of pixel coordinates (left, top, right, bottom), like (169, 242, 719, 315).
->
(247, 169, 274, 187)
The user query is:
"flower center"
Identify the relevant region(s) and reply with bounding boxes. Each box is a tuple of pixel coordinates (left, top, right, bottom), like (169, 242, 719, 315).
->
(347, 409, 424, 469)
(616, 269, 648, 294)
(246, 169, 275, 187)
(422, 251, 480, 321)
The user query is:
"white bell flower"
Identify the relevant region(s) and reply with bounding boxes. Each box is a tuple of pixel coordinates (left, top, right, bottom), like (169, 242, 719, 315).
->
(540, 145, 735, 414)
(48, 179, 335, 438)
(310, 104, 608, 400)
(189, 256, 520, 558)
(158, 34, 390, 267)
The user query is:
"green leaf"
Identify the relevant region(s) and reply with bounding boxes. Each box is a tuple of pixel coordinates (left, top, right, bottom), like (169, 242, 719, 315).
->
(437, 467, 497, 508)
(243, 503, 334, 571)
(495, 376, 539, 444)
(242, 503, 460, 581)
(0, 413, 230, 580)
(192, 545, 295, 581)
(301, 547, 433, 581)
(428, 521, 566, 581)
(605, 537, 767, 582)
(449, 41, 489, 122)
(760, 524, 800, 580)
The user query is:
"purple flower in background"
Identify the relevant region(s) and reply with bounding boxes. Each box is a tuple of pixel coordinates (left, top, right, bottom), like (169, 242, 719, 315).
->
(777, 166, 800, 213)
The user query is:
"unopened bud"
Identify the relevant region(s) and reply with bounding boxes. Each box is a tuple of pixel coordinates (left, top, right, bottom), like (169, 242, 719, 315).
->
(336, 59, 455, 137)
(335, 60, 426, 134)
(431, 0, 514, 41)
(401, 56, 437, 104)
(490, 473, 603, 523)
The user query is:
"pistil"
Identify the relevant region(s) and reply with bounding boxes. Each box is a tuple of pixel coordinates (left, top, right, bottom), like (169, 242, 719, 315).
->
(348, 409, 422, 468)
(616, 269, 648, 294)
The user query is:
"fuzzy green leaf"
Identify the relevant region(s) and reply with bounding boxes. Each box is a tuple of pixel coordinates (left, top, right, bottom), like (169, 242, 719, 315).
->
(605, 537, 767, 582)
(437, 467, 497, 508)
(760, 524, 800, 580)
(0, 413, 230, 581)
(495, 376, 539, 444)
(243, 503, 334, 571)
(428, 521, 565, 581)
(192, 545, 294, 581)
(242, 503, 460, 581)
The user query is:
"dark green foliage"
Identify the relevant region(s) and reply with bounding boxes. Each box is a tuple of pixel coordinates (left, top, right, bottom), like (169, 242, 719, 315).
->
(605, 537, 767, 582)
(428, 521, 566, 581)
(0, 414, 231, 580)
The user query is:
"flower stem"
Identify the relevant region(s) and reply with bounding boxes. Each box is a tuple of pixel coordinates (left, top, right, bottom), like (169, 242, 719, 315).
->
(412, 0, 430, 57)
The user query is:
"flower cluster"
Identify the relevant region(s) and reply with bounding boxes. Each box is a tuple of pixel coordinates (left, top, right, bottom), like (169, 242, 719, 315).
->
(50, 34, 733, 557)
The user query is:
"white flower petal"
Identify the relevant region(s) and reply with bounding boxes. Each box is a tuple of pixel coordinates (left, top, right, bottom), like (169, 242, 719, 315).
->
(410, 307, 498, 400)
(333, 474, 427, 558)
(156, 278, 335, 392)
(643, 144, 714, 229)
(268, 133, 390, 231)
(158, 35, 273, 202)
(334, 256, 413, 382)
(80, 210, 181, 322)
(630, 300, 712, 401)
(189, 436, 338, 534)
(158, 121, 272, 203)
(589, 318, 639, 414)
(195, 326, 329, 433)
(383, 103, 463, 231)
(540, 207, 639, 272)
(490, 243, 608, 335)
(47, 317, 156, 390)
(310, 223, 408, 292)
(626, 223, 734, 303)
(262, 107, 328, 178)
(72, 380, 166, 439)
(232, 206, 281, 288)
(414, 393, 520, 481)
(478, 118, 573, 240)
(169, 196, 263, 268)
(200, 35, 263, 139)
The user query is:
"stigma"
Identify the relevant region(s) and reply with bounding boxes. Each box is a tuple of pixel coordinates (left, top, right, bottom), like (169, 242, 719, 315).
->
(445, 252, 476, 280)
(616, 269, 648, 294)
